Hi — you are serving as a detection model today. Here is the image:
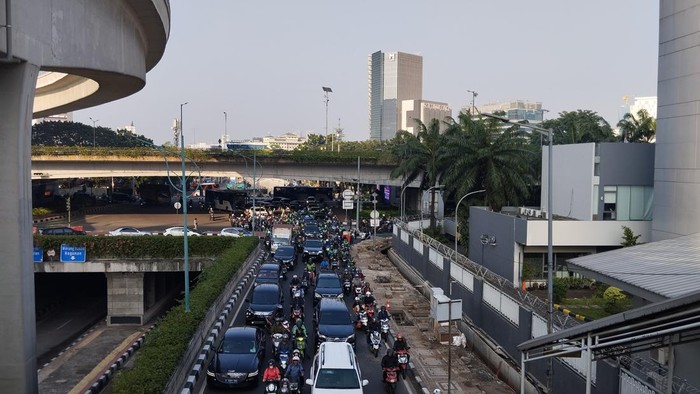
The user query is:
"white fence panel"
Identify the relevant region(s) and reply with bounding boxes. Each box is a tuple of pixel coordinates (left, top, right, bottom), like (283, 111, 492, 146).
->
(450, 263, 474, 292)
(393, 225, 398, 236)
(400, 230, 409, 244)
(500, 295, 520, 326)
(482, 283, 500, 310)
(620, 369, 657, 394)
(429, 248, 439, 267)
(413, 238, 424, 254)
(532, 315, 547, 338)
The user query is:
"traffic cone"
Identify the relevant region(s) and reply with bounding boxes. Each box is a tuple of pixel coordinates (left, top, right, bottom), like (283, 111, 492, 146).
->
(386, 301, 391, 310)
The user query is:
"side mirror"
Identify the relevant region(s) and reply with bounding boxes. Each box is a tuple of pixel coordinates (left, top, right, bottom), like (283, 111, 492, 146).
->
(362, 379, 369, 386)
(305, 379, 313, 386)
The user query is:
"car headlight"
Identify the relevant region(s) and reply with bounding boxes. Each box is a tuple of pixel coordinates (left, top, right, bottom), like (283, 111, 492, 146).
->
(248, 370, 259, 378)
(336, 293, 343, 299)
(317, 334, 327, 341)
(246, 309, 254, 316)
(314, 292, 321, 299)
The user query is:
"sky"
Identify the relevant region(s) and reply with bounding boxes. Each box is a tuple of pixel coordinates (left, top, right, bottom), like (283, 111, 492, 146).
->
(74, 1, 660, 145)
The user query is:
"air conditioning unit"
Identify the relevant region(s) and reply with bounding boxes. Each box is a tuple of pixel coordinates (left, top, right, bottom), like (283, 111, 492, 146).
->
(540, 211, 547, 219)
(650, 347, 670, 365)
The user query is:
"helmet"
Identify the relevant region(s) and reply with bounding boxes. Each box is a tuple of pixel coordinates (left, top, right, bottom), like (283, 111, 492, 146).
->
(292, 356, 300, 362)
(268, 359, 276, 366)
(365, 291, 372, 297)
(354, 297, 360, 302)
(381, 305, 386, 311)
(296, 319, 303, 326)
(433, 390, 442, 394)
(293, 274, 298, 279)
(396, 333, 404, 340)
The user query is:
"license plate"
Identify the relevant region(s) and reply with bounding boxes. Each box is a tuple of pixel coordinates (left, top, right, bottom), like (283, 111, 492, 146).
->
(225, 379, 239, 384)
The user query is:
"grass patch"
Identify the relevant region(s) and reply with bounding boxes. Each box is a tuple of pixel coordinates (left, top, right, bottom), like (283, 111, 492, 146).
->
(560, 297, 611, 320)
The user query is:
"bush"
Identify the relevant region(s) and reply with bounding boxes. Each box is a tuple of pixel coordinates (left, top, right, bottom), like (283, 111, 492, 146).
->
(553, 278, 568, 303)
(603, 286, 629, 314)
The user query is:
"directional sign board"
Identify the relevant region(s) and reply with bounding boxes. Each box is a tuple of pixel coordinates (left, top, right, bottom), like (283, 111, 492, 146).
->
(33, 247, 43, 263)
(370, 218, 380, 227)
(342, 189, 354, 200)
(342, 200, 354, 210)
(370, 209, 380, 219)
(60, 244, 86, 263)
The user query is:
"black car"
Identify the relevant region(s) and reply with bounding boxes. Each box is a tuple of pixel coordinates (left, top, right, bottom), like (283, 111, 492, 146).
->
(303, 224, 321, 239)
(273, 245, 297, 269)
(303, 239, 324, 258)
(314, 298, 356, 349)
(314, 272, 343, 304)
(254, 263, 283, 286)
(38, 227, 87, 235)
(207, 326, 266, 388)
(245, 283, 283, 325)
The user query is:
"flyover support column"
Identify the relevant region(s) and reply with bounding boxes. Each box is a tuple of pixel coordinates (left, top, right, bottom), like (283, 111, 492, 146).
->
(106, 272, 145, 325)
(0, 62, 40, 393)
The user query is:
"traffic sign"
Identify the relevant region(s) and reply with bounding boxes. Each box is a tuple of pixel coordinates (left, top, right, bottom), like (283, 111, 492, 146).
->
(342, 200, 354, 210)
(370, 210, 380, 219)
(370, 218, 380, 227)
(174, 201, 182, 210)
(60, 244, 86, 263)
(33, 247, 43, 263)
(342, 189, 354, 200)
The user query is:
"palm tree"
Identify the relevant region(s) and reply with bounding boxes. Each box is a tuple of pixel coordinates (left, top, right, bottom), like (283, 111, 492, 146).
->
(390, 118, 449, 229)
(544, 110, 616, 144)
(617, 109, 656, 143)
(442, 112, 535, 212)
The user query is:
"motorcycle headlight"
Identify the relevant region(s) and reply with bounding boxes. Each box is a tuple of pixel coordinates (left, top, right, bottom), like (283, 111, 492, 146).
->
(246, 308, 253, 316)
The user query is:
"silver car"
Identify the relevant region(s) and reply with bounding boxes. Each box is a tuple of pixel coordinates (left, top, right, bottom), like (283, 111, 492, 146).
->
(108, 227, 151, 236)
(219, 227, 252, 237)
(163, 227, 202, 236)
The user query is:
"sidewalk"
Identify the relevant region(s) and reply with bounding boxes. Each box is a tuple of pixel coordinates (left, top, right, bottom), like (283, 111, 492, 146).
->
(352, 238, 514, 394)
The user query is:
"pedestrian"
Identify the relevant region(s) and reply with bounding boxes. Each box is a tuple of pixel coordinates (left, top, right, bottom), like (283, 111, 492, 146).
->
(209, 206, 214, 221)
(229, 212, 234, 226)
(193, 217, 198, 230)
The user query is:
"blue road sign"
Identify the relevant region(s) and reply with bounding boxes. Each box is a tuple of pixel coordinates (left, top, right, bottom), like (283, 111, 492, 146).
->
(60, 244, 86, 263)
(33, 247, 43, 263)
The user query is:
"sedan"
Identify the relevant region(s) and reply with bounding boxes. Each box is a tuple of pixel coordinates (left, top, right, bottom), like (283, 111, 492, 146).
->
(303, 239, 324, 257)
(206, 326, 265, 388)
(220, 227, 252, 237)
(163, 227, 202, 236)
(108, 227, 151, 236)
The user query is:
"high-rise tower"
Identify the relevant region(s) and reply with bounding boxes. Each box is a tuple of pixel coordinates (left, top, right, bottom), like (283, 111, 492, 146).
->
(368, 51, 423, 141)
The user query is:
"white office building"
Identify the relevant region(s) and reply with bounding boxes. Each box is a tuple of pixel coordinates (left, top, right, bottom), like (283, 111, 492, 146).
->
(400, 99, 452, 135)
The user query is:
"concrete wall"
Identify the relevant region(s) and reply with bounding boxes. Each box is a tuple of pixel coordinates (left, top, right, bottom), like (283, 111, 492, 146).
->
(597, 143, 655, 219)
(544, 143, 596, 221)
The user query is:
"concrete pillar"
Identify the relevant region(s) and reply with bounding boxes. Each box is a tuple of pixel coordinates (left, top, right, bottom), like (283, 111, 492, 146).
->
(0, 62, 40, 393)
(144, 273, 156, 310)
(106, 272, 145, 325)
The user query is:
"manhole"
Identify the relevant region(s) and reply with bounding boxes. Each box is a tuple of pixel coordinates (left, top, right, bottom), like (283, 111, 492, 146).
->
(392, 310, 415, 326)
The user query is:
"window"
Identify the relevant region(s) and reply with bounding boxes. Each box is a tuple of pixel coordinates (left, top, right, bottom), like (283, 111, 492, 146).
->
(602, 185, 653, 221)
(315, 368, 360, 389)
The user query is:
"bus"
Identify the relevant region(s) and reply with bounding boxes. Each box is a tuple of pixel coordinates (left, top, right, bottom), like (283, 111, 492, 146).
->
(205, 189, 248, 212)
(272, 186, 334, 206)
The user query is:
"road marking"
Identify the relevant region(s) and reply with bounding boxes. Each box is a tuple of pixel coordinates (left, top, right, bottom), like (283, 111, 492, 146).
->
(55, 319, 72, 331)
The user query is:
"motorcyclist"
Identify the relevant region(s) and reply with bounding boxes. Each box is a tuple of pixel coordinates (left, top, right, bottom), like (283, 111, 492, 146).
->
(291, 319, 307, 339)
(277, 334, 292, 356)
(381, 349, 399, 381)
(270, 318, 289, 336)
(377, 305, 391, 321)
(285, 356, 305, 388)
(363, 291, 376, 308)
(319, 257, 330, 270)
(366, 317, 380, 345)
(290, 274, 301, 288)
(290, 293, 305, 316)
(263, 359, 281, 382)
(393, 333, 411, 364)
(351, 274, 363, 290)
(351, 296, 363, 314)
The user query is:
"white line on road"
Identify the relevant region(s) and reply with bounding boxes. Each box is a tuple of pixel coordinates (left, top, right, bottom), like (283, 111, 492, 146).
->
(55, 320, 72, 331)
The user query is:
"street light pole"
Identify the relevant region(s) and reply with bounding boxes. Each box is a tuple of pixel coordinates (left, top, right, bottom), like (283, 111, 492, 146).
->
(323, 86, 332, 150)
(223, 111, 227, 151)
(454, 189, 486, 261)
(483, 112, 554, 391)
(355, 156, 360, 233)
(89, 117, 99, 148)
(180, 101, 190, 313)
(400, 184, 408, 222)
(467, 90, 478, 114)
(420, 185, 444, 232)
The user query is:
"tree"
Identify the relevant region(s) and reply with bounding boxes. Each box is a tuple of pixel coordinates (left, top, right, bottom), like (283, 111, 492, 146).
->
(296, 133, 326, 150)
(442, 112, 535, 212)
(390, 118, 449, 229)
(620, 225, 642, 247)
(31, 121, 153, 147)
(617, 109, 656, 143)
(543, 110, 616, 144)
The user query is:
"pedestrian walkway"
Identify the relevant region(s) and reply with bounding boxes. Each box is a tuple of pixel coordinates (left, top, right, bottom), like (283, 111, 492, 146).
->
(352, 237, 514, 394)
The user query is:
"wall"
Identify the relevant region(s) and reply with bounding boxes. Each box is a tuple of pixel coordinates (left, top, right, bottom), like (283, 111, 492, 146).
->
(545, 143, 596, 221)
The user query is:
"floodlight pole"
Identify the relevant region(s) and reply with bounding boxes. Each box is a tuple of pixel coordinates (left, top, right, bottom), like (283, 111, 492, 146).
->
(454, 189, 486, 262)
(180, 101, 190, 313)
(467, 90, 478, 114)
(483, 112, 553, 392)
(323, 86, 332, 150)
(89, 117, 99, 148)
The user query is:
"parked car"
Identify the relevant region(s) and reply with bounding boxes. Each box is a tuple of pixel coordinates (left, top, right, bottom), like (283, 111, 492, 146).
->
(314, 298, 356, 349)
(108, 227, 151, 236)
(163, 227, 202, 236)
(38, 227, 86, 235)
(206, 326, 266, 388)
(306, 342, 368, 393)
(245, 283, 283, 325)
(219, 227, 252, 237)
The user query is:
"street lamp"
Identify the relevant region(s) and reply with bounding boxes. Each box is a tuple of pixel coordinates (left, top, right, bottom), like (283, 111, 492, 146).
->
(400, 184, 408, 222)
(89, 117, 99, 148)
(454, 189, 486, 260)
(180, 101, 191, 313)
(223, 111, 228, 151)
(483, 111, 554, 390)
(323, 86, 332, 150)
(467, 90, 478, 114)
(420, 184, 444, 232)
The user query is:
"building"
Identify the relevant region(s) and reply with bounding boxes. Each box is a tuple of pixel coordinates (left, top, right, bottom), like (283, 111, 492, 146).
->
(400, 99, 452, 135)
(474, 100, 545, 123)
(32, 112, 73, 124)
(261, 132, 307, 151)
(368, 51, 423, 141)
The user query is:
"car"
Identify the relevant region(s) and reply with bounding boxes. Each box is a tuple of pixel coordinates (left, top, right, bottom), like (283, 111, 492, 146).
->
(269, 197, 291, 208)
(303, 239, 324, 258)
(107, 227, 151, 236)
(206, 326, 266, 388)
(219, 227, 252, 237)
(305, 342, 368, 393)
(314, 298, 356, 349)
(250, 206, 268, 216)
(38, 227, 86, 235)
(314, 272, 344, 303)
(245, 283, 283, 325)
(273, 245, 297, 268)
(303, 224, 321, 238)
(162, 227, 202, 236)
(254, 263, 283, 286)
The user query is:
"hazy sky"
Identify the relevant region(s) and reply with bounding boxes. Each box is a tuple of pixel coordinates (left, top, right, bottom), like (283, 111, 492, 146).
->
(75, 1, 659, 145)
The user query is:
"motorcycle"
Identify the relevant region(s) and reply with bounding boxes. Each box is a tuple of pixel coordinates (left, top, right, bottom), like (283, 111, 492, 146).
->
(368, 330, 381, 357)
(354, 285, 363, 298)
(380, 318, 390, 340)
(294, 335, 307, 359)
(300, 277, 309, 292)
(343, 279, 351, 296)
(279, 378, 291, 394)
(291, 306, 304, 324)
(272, 333, 284, 356)
(383, 367, 399, 394)
(278, 349, 290, 374)
(355, 310, 368, 330)
(396, 349, 409, 378)
(264, 379, 280, 394)
(365, 305, 376, 319)
(331, 259, 340, 271)
(289, 382, 300, 394)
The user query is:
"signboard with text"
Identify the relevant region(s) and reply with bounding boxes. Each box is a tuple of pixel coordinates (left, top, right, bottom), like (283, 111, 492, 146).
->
(60, 244, 86, 263)
(33, 247, 43, 263)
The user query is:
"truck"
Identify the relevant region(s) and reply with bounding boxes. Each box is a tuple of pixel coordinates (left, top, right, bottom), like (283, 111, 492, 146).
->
(270, 224, 294, 254)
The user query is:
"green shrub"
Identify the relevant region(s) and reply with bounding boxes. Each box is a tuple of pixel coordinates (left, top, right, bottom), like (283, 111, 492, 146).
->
(603, 286, 629, 314)
(553, 278, 568, 303)
(32, 207, 52, 217)
(110, 237, 258, 394)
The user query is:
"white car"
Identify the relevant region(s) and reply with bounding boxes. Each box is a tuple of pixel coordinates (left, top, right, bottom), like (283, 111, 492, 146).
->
(306, 342, 368, 393)
(219, 227, 252, 237)
(108, 227, 152, 236)
(163, 227, 202, 236)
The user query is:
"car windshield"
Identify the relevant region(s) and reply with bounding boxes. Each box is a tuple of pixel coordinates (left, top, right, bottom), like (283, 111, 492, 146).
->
(316, 277, 340, 288)
(220, 338, 257, 354)
(315, 368, 360, 389)
(272, 237, 288, 244)
(258, 270, 278, 279)
(276, 248, 294, 258)
(251, 288, 278, 304)
(319, 310, 352, 325)
(305, 240, 322, 248)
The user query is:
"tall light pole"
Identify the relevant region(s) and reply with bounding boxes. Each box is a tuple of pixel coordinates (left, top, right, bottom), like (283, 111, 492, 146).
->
(355, 156, 360, 233)
(483, 112, 554, 391)
(420, 185, 444, 232)
(180, 102, 191, 313)
(454, 189, 486, 260)
(467, 90, 478, 114)
(223, 111, 228, 151)
(89, 117, 99, 148)
(323, 86, 332, 150)
(400, 184, 408, 222)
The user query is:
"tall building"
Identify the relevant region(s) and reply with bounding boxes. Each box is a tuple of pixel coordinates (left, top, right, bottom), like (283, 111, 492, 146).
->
(400, 99, 452, 135)
(474, 100, 545, 124)
(368, 51, 423, 141)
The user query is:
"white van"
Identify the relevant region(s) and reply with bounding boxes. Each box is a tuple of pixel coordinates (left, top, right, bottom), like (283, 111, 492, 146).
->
(306, 342, 368, 393)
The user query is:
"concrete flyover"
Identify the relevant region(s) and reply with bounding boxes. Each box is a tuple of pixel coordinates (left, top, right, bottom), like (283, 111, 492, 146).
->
(0, 1, 169, 392)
